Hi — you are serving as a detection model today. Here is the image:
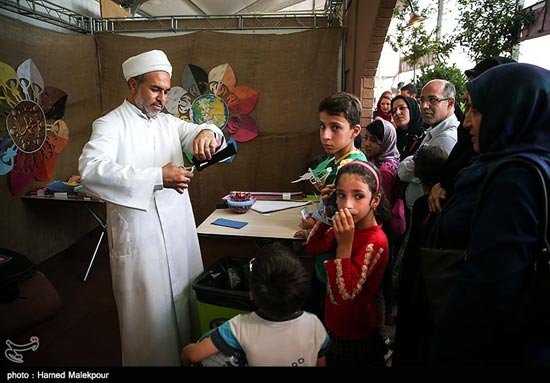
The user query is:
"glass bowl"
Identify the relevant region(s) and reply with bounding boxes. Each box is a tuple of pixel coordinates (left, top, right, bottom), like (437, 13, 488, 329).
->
(227, 192, 255, 214)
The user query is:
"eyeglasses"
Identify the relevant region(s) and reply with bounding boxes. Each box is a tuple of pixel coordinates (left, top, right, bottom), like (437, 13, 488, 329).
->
(418, 96, 450, 105)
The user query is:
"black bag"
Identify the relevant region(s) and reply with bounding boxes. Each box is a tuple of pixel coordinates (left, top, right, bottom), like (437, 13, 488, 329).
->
(419, 248, 466, 321)
(0, 248, 36, 303)
(421, 157, 550, 327)
(510, 161, 550, 342)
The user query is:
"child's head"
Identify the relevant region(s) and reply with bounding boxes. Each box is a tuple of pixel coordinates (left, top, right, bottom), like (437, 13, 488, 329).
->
(318, 92, 362, 158)
(414, 144, 449, 192)
(335, 160, 394, 238)
(250, 243, 310, 320)
(319, 92, 362, 126)
(364, 119, 397, 161)
(334, 161, 382, 225)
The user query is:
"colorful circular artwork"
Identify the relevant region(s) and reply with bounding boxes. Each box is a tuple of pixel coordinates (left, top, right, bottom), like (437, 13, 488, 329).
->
(190, 93, 230, 130)
(6, 100, 46, 153)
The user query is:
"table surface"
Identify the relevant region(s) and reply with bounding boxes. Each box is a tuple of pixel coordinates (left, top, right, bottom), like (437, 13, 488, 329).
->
(197, 206, 306, 240)
(22, 193, 104, 204)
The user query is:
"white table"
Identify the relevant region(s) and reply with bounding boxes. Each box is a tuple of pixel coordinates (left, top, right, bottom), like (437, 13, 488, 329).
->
(196, 206, 305, 268)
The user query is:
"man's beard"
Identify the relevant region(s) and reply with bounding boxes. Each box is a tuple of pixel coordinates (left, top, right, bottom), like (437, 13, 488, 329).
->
(135, 91, 162, 118)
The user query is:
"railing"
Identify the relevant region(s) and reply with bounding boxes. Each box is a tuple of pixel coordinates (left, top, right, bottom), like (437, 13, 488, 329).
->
(0, 0, 93, 33)
(97, 13, 329, 33)
(0, 0, 346, 34)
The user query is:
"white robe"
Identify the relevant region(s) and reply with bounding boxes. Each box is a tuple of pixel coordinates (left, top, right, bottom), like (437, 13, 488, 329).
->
(78, 100, 223, 366)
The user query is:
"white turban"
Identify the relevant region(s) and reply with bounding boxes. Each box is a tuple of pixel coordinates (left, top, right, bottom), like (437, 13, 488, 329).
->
(122, 50, 172, 81)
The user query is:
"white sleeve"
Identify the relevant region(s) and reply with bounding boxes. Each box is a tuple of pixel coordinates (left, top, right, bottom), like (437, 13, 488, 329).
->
(79, 118, 160, 211)
(398, 155, 420, 184)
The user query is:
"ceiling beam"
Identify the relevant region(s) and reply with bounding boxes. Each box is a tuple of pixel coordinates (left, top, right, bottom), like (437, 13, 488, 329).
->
(187, 0, 208, 15)
(238, 0, 306, 14)
(233, 0, 262, 14)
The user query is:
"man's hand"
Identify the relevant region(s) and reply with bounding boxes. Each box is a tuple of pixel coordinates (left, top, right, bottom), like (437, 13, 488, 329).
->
(193, 130, 218, 160)
(162, 162, 194, 194)
(428, 183, 447, 214)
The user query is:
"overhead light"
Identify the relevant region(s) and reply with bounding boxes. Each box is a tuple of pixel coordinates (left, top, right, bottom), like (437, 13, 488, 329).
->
(406, 11, 426, 27)
(404, 0, 426, 28)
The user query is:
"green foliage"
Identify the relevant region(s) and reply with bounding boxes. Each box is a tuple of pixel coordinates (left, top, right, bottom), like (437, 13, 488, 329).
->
(416, 62, 467, 108)
(386, 0, 535, 78)
(386, 1, 453, 68)
(455, 0, 534, 62)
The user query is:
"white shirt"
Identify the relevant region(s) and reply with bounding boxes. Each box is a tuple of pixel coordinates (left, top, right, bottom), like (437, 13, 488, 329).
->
(398, 113, 459, 208)
(213, 311, 330, 366)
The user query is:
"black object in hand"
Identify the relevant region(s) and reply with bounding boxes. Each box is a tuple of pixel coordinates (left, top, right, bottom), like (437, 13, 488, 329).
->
(192, 142, 237, 172)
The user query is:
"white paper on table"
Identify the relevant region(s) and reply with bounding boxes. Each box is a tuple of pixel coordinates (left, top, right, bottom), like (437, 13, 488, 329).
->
(251, 200, 310, 214)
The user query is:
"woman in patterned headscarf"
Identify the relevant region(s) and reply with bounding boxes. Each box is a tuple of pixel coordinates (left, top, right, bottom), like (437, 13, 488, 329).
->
(364, 118, 402, 222)
(427, 63, 550, 365)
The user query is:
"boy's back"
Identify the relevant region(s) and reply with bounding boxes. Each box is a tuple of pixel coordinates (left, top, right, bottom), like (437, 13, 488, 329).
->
(211, 311, 328, 366)
(181, 243, 330, 366)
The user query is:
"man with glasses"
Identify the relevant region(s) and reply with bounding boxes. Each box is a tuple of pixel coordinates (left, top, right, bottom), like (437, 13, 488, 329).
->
(398, 80, 459, 210)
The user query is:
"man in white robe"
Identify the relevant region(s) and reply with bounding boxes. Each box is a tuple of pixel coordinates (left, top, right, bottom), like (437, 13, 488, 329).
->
(78, 50, 224, 366)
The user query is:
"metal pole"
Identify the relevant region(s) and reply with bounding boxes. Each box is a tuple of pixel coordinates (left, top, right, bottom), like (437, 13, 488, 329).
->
(513, 0, 525, 60)
(437, 0, 444, 39)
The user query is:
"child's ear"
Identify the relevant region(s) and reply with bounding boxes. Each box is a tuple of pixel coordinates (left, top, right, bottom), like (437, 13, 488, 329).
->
(371, 192, 382, 209)
(352, 124, 361, 137)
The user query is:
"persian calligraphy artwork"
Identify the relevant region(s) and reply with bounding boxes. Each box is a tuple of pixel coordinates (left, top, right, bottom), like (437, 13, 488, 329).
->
(0, 59, 69, 195)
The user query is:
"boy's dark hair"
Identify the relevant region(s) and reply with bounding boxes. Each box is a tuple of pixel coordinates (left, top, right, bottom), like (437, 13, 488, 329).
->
(414, 145, 449, 187)
(400, 83, 418, 96)
(250, 243, 310, 320)
(319, 91, 362, 127)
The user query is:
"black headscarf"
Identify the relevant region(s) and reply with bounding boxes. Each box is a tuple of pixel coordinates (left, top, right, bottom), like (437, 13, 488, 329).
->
(429, 63, 550, 249)
(467, 62, 550, 158)
(392, 95, 425, 160)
